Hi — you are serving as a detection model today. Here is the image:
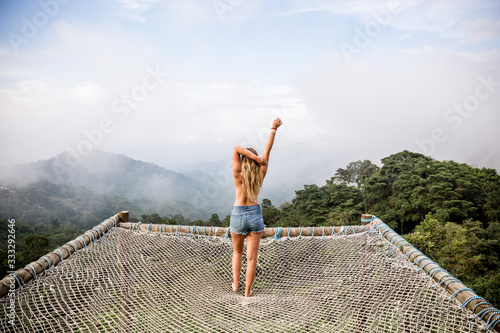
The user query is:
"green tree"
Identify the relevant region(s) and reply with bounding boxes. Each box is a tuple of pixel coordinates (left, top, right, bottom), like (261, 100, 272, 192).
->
(17, 235, 50, 268)
(357, 160, 380, 188)
(332, 167, 354, 185)
(332, 160, 379, 188)
(291, 184, 330, 225)
(189, 219, 204, 226)
(222, 215, 230, 228)
(261, 198, 281, 227)
(405, 215, 500, 307)
(324, 184, 364, 225)
(363, 151, 486, 233)
(283, 182, 364, 227)
(172, 214, 189, 225)
(474, 168, 500, 222)
(141, 213, 162, 224)
(50, 218, 60, 228)
(0, 249, 7, 277)
(208, 213, 222, 227)
(470, 271, 500, 309)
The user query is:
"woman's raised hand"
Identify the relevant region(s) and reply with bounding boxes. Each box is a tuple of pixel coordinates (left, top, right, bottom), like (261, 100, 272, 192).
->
(272, 118, 283, 129)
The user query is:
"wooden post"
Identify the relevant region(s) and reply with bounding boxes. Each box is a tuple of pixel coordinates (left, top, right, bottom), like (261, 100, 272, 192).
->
(118, 211, 129, 223)
(361, 214, 373, 226)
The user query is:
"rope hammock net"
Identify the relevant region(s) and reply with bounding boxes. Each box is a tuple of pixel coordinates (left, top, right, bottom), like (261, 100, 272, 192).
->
(1, 213, 499, 332)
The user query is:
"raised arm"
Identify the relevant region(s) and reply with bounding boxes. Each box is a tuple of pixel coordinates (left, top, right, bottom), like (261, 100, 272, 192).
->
(261, 118, 282, 176)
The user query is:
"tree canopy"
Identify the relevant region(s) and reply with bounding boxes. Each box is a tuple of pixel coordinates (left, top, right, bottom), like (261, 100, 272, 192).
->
(363, 150, 499, 233)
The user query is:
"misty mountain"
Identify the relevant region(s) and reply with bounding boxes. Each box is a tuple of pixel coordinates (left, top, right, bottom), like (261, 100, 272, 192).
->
(0, 150, 232, 216)
(3, 150, 194, 199)
(0, 179, 211, 229)
(0, 148, 321, 220)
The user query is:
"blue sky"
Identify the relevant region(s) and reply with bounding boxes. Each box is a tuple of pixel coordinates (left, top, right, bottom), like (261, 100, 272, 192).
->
(1, 0, 500, 184)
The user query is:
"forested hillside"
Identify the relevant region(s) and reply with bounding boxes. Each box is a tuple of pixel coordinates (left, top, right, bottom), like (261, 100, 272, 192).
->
(0, 217, 82, 278)
(0, 179, 211, 229)
(0, 150, 231, 216)
(267, 151, 500, 232)
(0, 179, 131, 229)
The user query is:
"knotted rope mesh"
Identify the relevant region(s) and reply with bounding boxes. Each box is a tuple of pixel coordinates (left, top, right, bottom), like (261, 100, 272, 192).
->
(1, 222, 498, 332)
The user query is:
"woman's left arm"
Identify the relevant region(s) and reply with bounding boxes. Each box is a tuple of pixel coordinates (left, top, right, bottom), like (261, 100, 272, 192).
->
(232, 145, 266, 177)
(235, 146, 265, 164)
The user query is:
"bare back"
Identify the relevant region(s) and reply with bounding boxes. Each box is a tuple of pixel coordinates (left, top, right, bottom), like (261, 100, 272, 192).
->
(233, 169, 266, 206)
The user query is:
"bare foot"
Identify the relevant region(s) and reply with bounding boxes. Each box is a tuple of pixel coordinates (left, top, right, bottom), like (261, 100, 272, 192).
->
(245, 290, 253, 298)
(232, 282, 238, 293)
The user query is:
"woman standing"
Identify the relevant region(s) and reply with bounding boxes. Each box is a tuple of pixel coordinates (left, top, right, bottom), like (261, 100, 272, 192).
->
(230, 118, 283, 297)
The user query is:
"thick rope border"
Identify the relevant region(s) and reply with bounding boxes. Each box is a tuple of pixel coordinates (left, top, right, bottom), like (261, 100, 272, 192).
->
(376, 220, 500, 332)
(0, 212, 125, 299)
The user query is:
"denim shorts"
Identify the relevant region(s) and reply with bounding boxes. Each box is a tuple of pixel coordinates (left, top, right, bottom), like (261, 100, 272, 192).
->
(230, 204, 265, 235)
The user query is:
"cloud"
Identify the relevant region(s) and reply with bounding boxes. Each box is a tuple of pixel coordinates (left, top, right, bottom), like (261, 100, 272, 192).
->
(0, 36, 309, 167)
(107, 75, 310, 163)
(457, 18, 500, 45)
(294, 47, 500, 170)
(1, 0, 499, 178)
(275, 0, 500, 47)
(273, 0, 396, 17)
(113, 0, 160, 22)
(68, 83, 103, 100)
(388, 1, 500, 45)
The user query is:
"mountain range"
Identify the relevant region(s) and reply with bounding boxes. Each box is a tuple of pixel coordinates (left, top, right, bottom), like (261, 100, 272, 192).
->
(0, 149, 306, 224)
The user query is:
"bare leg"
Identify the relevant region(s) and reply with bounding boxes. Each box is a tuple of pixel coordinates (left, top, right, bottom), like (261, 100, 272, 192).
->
(231, 231, 245, 292)
(245, 231, 263, 297)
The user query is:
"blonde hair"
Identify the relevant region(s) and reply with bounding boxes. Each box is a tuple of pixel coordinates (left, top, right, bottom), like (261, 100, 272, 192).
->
(241, 148, 264, 202)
